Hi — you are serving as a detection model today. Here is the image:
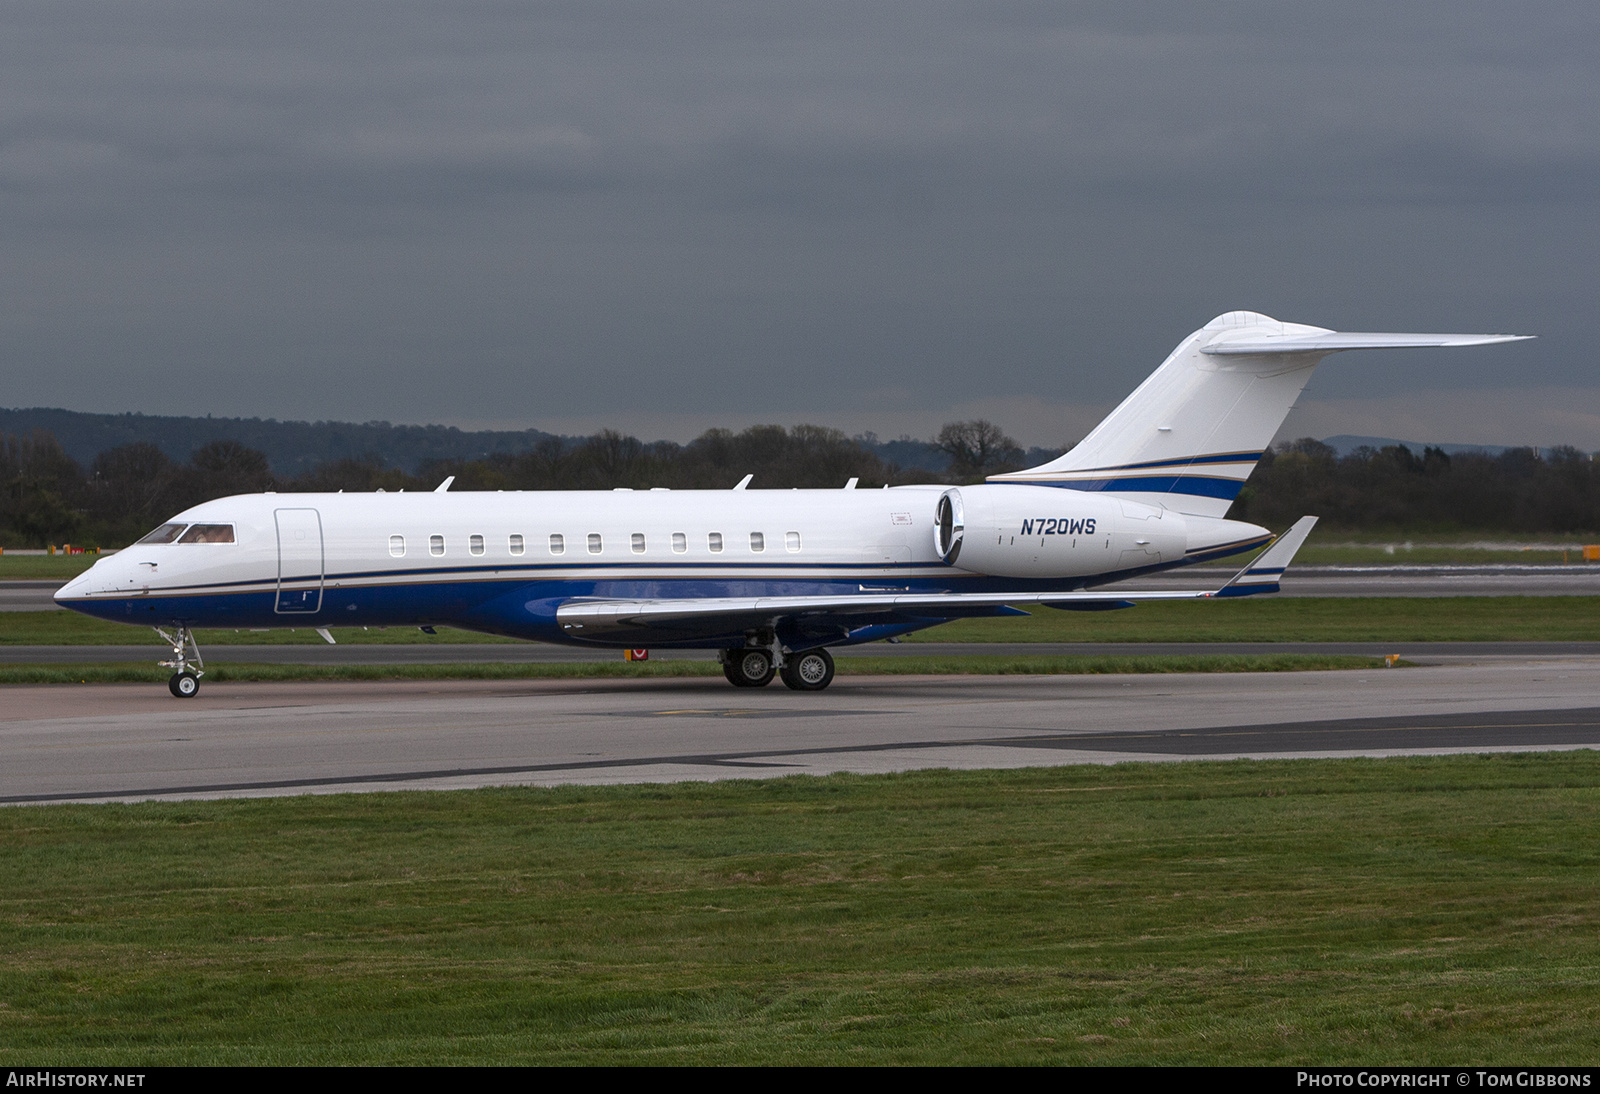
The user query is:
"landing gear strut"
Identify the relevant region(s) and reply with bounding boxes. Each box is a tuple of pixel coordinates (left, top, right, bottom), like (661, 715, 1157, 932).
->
(154, 625, 204, 698)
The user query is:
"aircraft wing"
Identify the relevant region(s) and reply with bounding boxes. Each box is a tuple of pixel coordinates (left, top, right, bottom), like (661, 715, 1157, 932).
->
(558, 586, 1205, 635)
(557, 517, 1319, 639)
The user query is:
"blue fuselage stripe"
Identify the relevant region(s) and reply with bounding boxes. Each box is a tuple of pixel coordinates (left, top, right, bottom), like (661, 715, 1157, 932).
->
(1034, 476, 1246, 501)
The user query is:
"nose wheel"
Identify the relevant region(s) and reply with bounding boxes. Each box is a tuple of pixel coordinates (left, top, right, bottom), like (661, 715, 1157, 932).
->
(154, 625, 205, 698)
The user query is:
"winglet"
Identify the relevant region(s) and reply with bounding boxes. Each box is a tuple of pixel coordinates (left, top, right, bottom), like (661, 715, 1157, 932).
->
(1216, 516, 1318, 597)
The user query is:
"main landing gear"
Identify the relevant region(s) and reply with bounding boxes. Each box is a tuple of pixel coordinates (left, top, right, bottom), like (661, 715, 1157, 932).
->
(155, 625, 204, 698)
(719, 646, 836, 691)
(723, 648, 776, 688)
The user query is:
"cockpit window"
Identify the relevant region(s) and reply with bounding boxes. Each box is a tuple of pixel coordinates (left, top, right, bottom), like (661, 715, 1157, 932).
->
(178, 524, 236, 544)
(136, 523, 188, 545)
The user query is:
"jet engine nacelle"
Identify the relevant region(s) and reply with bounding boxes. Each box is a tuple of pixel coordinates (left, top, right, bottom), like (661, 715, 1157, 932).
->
(934, 484, 1188, 579)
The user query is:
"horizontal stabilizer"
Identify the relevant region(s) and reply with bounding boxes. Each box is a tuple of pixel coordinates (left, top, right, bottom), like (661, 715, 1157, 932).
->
(991, 311, 1533, 518)
(1203, 332, 1533, 356)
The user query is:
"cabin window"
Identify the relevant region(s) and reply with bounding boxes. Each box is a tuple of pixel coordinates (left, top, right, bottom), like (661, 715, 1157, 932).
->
(785, 531, 801, 552)
(178, 524, 235, 544)
(469, 534, 485, 556)
(671, 532, 687, 553)
(549, 533, 564, 555)
(389, 535, 405, 557)
(509, 534, 525, 556)
(708, 532, 723, 553)
(750, 532, 765, 552)
(430, 535, 445, 556)
(587, 533, 603, 554)
(136, 523, 187, 545)
(631, 533, 645, 554)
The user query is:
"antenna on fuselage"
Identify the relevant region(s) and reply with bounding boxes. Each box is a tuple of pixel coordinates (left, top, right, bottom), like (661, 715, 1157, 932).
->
(844, 478, 858, 489)
(435, 476, 455, 492)
(733, 474, 753, 490)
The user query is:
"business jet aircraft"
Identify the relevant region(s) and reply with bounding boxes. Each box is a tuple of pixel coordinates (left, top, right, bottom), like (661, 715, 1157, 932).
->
(55, 311, 1530, 696)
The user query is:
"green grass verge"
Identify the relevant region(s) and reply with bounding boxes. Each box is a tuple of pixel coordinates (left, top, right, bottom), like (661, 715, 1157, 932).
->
(2, 754, 1598, 1064)
(6, 596, 1598, 646)
(909, 596, 1600, 643)
(0, 614, 519, 645)
(0, 554, 101, 579)
(0, 654, 1392, 686)
(1291, 545, 1591, 565)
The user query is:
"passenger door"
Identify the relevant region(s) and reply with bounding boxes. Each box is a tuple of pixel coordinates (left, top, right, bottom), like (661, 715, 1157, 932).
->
(275, 508, 324, 614)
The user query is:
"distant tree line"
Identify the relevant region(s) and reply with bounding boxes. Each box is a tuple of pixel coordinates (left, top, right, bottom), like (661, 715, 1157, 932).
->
(8, 424, 1598, 549)
(1233, 439, 1600, 534)
(0, 405, 1070, 477)
(0, 421, 1037, 548)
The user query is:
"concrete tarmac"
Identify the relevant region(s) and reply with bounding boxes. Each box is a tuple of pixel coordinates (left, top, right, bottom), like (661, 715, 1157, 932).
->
(0, 581, 62, 611)
(4, 654, 1600, 805)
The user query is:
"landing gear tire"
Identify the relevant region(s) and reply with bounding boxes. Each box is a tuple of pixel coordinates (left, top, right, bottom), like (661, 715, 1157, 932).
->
(724, 649, 775, 688)
(780, 648, 835, 692)
(156, 625, 205, 698)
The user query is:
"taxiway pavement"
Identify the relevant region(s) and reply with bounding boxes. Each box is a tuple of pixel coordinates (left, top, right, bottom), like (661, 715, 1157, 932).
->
(4, 654, 1599, 805)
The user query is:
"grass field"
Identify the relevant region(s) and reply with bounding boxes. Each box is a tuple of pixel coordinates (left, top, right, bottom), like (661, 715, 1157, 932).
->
(908, 597, 1600, 643)
(0, 554, 101, 579)
(3, 754, 1598, 1064)
(1291, 545, 1592, 566)
(3, 596, 1597, 647)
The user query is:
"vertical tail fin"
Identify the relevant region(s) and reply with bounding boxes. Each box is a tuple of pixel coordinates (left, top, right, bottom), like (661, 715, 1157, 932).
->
(990, 311, 1531, 518)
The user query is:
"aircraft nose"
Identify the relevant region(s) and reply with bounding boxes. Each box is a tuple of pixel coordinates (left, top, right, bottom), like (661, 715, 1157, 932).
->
(53, 570, 92, 603)
(53, 557, 133, 603)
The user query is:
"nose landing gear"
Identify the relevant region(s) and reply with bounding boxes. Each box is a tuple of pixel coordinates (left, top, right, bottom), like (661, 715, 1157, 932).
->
(154, 625, 205, 698)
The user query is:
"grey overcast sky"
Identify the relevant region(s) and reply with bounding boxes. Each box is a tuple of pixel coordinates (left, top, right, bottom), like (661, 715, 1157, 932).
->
(1, 2, 1596, 448)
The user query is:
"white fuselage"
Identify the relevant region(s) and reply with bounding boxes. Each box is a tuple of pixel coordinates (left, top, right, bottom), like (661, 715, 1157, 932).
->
(54, 484, 1269, 648)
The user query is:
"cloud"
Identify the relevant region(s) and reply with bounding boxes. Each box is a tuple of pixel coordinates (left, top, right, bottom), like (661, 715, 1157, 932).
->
(0, 2, 1594, 437)
(1279, 388, 1600, 452)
